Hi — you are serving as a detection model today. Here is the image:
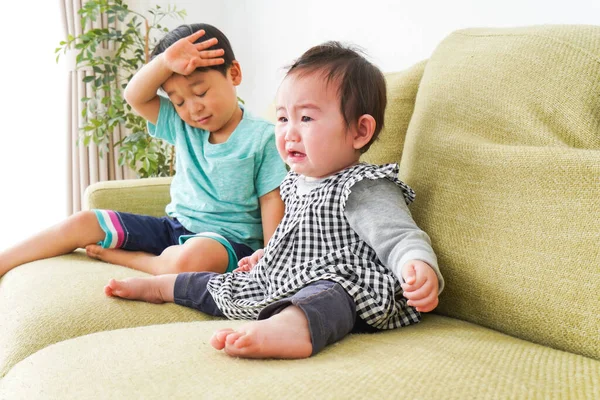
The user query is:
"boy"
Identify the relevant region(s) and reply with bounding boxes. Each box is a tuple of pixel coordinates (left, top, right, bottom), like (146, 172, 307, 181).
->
(0, 24, 287, 277)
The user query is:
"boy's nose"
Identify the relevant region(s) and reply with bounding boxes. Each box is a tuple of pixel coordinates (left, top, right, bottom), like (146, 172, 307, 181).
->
(188, 99, 204, 115)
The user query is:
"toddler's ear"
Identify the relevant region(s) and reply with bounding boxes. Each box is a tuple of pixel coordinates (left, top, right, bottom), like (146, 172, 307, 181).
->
(353, 114, 376, 150)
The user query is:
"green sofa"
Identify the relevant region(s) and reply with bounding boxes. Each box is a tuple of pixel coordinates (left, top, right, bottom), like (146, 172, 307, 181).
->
(1, 25, 598, 399)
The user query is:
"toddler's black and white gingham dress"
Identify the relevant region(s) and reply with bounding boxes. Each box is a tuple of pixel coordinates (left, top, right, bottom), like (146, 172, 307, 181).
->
(207, 163, 421, 329)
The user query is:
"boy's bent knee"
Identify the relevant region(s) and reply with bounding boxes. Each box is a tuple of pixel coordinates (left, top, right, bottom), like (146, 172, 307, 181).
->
(167, 238, 229, 274)
(69, 210, 98, 226)
(62, 211, 105, 248)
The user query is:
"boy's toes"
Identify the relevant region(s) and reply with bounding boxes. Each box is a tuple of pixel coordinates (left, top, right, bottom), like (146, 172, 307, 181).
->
(86, 244, 102, 259)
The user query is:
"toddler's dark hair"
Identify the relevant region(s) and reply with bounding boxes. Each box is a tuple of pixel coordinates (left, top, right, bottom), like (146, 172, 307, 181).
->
(286, 41, 387, 153)
(151, 23, 235, 76)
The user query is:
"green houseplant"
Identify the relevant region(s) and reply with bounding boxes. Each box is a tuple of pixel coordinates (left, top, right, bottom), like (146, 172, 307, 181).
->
(56, 0, 186, 178)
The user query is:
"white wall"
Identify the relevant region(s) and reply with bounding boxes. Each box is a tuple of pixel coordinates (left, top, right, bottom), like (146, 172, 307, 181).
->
(132, 0, 599, 116)
(0, 1, 594, 251)
(0, 3, 66, 251)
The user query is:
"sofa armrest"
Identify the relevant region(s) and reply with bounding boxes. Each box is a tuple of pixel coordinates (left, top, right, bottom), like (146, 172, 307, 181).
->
(83, 177, 172, 217)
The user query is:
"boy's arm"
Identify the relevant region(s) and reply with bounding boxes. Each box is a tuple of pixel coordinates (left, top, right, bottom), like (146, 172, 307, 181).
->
(123, 55, 172, 125)
(234, 188, 283, 273)
(344, 178, 445, 294)
(259, 188, 285, 245)
(254, 124, 288, 247)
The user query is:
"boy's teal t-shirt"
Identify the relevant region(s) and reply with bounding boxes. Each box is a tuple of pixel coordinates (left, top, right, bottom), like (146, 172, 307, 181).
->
(148, 96, 288, 251)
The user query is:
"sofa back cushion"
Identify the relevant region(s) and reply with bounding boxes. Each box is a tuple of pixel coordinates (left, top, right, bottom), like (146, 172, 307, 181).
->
(360, 60, 427, 165)
(399, 25, 600, 360)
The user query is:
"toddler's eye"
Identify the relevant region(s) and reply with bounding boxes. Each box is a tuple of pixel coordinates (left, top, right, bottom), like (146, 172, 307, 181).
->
(278, 116, 288, 123)
(301, 116, 312, 122)
(176, 101, 184, 107)
(197, 90, 208, 98)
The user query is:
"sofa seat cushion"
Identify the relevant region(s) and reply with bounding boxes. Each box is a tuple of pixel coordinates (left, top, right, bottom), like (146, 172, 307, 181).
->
(1, 315, 598, 399)
(399, 25, 600, 360)
(0, 250, 218, 377)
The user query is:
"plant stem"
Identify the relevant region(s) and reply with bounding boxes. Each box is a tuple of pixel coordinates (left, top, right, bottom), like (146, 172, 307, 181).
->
(144, 19, 150, 64)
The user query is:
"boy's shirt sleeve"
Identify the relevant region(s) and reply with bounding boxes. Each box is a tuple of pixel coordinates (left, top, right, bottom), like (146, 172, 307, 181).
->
(254, 125, 288, 197)
(146, 96, 177, 145)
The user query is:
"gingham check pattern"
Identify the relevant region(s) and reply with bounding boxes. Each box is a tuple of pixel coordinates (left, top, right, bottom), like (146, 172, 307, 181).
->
(207, 163, 420, 329)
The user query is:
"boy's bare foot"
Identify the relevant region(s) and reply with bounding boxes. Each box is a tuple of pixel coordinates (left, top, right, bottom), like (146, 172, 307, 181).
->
(87, 245, 133, 265)
(210, 305, 312, 359)
(104, 277, 170, 304)
(87, 245, 161, 275)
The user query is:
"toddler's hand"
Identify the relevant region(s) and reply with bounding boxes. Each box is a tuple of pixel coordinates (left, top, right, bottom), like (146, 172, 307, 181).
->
(233, 249, 265, 273)
(163, 29, 225, 76)
(401, 260, 439, 312)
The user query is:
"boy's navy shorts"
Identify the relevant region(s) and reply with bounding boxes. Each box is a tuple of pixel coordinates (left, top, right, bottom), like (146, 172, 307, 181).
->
(92, 210, 254, 272)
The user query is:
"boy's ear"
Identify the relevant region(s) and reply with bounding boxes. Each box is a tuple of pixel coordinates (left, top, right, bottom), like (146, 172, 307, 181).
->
(352, 114, 376, 150)
(229, 60, 242, 85)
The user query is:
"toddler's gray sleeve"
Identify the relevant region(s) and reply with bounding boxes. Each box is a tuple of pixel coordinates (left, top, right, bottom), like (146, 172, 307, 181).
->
(345, 178, 444, 293)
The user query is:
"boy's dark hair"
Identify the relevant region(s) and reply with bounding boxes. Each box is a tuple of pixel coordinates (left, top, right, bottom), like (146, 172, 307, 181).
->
(151, 23, 236, 76)
(286, 41, 387, 153)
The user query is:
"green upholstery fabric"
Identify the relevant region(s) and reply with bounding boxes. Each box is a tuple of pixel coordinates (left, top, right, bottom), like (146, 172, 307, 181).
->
(1, 25, 598, 398)
(360, 60, 427, 165)
(1, 315, 598, 399)
(399, 25, 600, 360)
(84, 176, 172, 216)
(0, 251, 217, 378)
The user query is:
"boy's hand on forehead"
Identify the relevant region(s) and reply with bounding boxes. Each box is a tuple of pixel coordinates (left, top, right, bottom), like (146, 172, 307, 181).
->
(163, 29, 225, 76)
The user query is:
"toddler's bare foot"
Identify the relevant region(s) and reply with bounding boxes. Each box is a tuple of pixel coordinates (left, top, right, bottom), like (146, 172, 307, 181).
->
(210, 305, 312, 359)
(104, 277, 166, 304)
